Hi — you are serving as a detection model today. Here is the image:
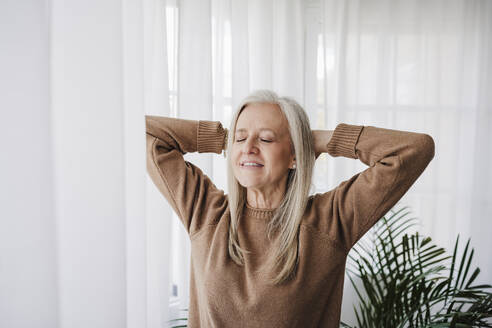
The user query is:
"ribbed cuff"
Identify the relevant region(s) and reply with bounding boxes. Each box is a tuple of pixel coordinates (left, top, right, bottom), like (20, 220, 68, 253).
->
(197, 120, 227, 154)
(326, 123, 364, 159)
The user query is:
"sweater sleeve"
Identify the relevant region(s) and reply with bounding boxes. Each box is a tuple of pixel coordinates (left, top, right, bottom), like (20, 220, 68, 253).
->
(311, 123, 435, 253)
(145, 115, 228, 236)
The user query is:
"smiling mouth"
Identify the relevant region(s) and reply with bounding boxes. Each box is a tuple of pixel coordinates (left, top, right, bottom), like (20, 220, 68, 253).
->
(240, 163, 264, 168)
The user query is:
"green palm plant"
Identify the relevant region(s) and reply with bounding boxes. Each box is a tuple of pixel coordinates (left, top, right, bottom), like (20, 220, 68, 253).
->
(341, 204, 492, 328)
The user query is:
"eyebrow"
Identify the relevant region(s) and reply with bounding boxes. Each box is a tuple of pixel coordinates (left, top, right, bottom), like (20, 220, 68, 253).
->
(235, 128, 277, 135)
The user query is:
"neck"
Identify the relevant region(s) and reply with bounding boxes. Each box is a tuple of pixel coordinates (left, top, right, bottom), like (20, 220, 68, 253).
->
(246, 185, 286, 209)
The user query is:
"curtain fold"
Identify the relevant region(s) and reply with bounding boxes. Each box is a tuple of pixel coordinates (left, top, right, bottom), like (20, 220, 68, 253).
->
(174, 0, 492, 325)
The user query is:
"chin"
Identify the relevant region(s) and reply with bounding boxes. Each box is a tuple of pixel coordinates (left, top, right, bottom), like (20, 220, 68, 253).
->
(235, 176, 260, 189)
(236, 179, 252, 188)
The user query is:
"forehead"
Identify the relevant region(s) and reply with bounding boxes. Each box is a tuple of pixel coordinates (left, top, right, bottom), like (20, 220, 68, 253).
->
(235, 103, 288, 134)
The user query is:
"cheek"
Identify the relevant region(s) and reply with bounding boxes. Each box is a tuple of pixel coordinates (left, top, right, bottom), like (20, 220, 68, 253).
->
(230, 148, 240, 163)
(230, 149, 242, 173)
(272, 148, 292, 163)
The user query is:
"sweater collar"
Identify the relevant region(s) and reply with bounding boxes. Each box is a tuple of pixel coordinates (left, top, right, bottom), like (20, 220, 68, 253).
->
(244, 202, 276, 219)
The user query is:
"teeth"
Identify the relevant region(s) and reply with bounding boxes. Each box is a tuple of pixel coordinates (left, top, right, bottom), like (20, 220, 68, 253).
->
(243, 163, 262, 167)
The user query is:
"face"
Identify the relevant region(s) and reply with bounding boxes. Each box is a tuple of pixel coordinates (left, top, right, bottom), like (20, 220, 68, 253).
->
(231, 103, 296, 194)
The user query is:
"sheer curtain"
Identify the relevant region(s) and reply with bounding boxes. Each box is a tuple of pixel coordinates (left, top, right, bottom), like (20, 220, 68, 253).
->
(1, 0, 490, 327)
(168, 0, 492, 325)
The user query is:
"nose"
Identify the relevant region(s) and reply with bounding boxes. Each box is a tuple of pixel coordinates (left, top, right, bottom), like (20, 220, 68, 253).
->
(243, 138, 258, 154)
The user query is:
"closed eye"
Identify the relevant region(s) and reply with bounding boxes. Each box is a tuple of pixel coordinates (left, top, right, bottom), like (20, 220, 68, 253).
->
(235, 139, 272, 143)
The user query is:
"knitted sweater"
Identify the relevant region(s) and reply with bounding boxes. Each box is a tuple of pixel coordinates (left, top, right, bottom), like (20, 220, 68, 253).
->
(145, 115, 435, 328)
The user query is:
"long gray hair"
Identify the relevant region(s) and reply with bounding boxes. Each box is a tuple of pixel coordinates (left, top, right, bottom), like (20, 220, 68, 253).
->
(226, 90, 315, 285)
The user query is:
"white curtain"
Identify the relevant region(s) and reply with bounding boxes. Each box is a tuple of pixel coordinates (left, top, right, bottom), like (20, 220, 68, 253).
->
(171, 0, 492, 325)
(1, 0, 490, 327)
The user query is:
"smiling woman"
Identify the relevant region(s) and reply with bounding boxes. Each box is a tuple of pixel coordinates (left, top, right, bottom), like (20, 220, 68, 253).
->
(231, 103, 296, 209)
(225, 91, 316, 290)
(145, 89, 435, 328)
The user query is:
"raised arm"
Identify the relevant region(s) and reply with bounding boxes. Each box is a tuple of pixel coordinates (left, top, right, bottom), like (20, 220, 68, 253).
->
(145, 115, 228, 236)
(310, 123, 435, 253)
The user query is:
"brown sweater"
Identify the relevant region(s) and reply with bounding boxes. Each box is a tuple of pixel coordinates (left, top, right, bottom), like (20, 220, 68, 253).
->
(145, 115, 435, 328)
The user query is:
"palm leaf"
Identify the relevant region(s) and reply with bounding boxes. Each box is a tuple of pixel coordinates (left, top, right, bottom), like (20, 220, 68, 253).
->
(343, 204, 492, 328)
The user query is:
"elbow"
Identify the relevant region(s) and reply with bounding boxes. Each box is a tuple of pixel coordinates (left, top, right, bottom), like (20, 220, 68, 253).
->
(418, 134, 435, 163)
(145, 115, 160, 140)
(146, 134, 157, 163)
(145, 115, 153, 135)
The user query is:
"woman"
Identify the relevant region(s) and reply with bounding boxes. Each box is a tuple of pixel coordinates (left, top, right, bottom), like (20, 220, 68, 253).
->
(145, 90, 435, 328)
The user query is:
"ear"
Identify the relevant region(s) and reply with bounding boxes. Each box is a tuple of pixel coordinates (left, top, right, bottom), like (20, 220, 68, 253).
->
(290, 157, 296, 169)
